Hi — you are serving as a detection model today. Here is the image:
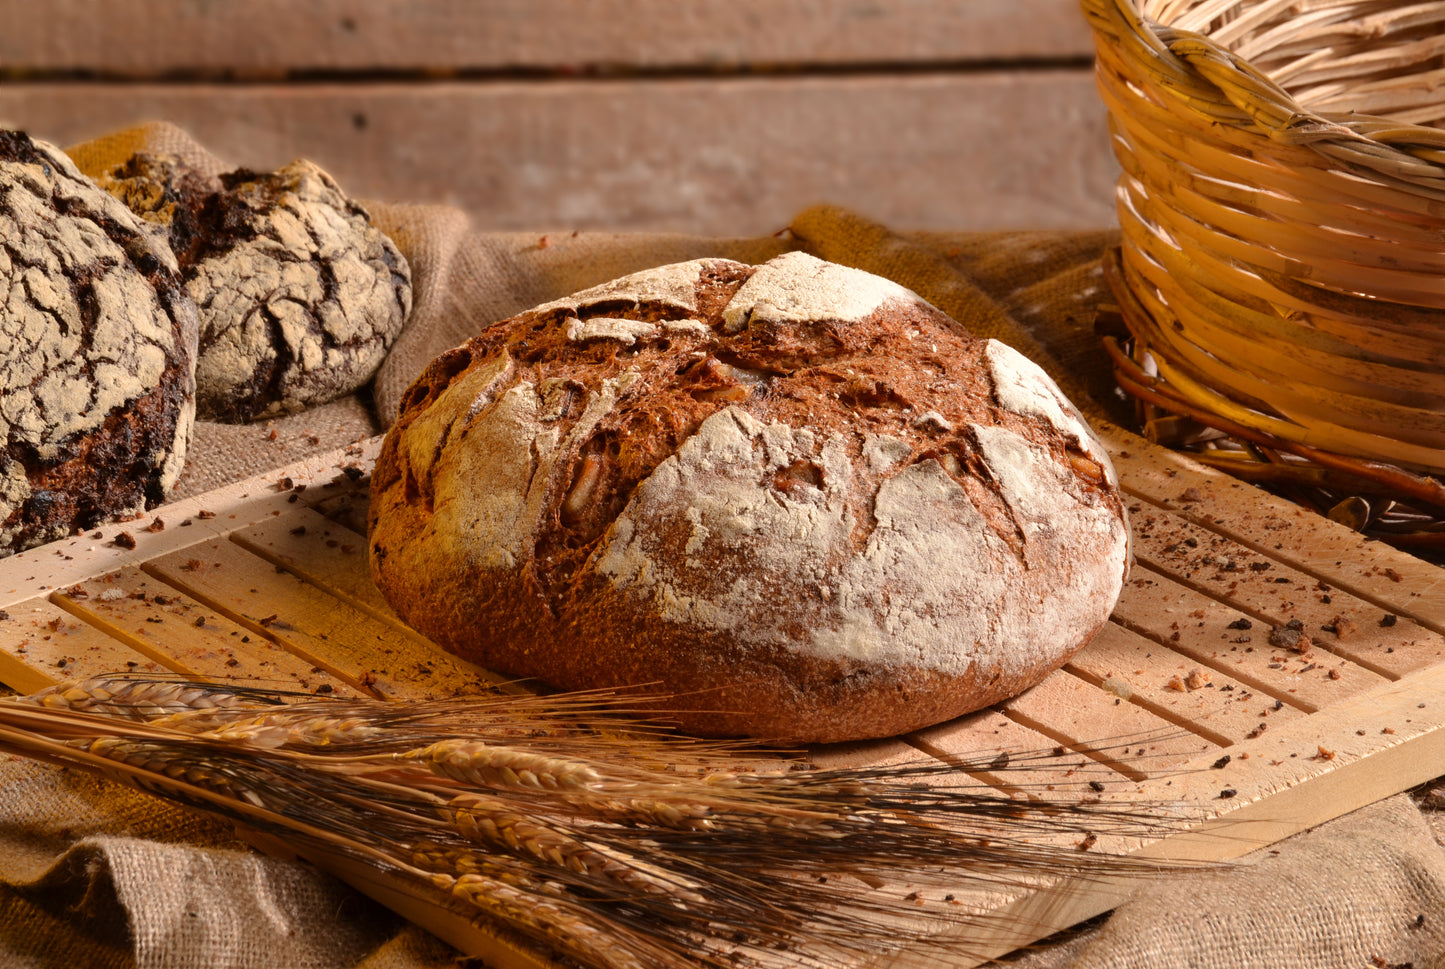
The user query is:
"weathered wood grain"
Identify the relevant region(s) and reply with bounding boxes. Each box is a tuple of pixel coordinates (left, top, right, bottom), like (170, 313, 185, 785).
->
(0, 0, 1094, 75)
(0, 598, 171, 695)
(144, 538, 504, 700)
(54, 567, 357, 695)
(0, 74, 1119, 235)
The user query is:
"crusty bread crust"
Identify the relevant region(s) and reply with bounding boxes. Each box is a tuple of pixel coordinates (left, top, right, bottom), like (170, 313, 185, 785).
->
(369, 252, 1129, 742)
(0, 131, 197, 554)
(96, 152, 412, 424)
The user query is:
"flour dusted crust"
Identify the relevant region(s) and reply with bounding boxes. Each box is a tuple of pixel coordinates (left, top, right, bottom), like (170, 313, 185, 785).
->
(369, 252, 1130, 742)
(98, 153, 412, 423)
(0, 132, 197, 554)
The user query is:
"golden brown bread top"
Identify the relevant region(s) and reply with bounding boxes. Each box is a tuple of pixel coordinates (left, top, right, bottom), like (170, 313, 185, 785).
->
(370, 252, 1129, 739)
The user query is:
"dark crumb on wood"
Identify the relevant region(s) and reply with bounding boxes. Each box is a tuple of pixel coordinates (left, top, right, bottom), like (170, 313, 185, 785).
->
(143, 518, 165, 532)
(1076, 833, 1098, 851)
(1212, 755, 1231, 769)
(1269, 624, 1311, 652)
(1089, 780, 1105, 792)
(112, 532, 137, 550)
(1227, 618, 1253, 630)
(1381, 614, 1398, 627)
(1218, 788, 1236, 799)
(197, 510, 217, 519)
(258, 614, 278, 627)
(315, 683, 334, 694)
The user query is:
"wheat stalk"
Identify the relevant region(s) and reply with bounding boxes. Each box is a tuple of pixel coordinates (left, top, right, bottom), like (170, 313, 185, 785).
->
(0, 676, 1202, 969)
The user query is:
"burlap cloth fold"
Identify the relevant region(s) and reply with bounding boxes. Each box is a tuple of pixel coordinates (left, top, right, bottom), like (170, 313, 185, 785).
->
(0, 122, 1438, 968)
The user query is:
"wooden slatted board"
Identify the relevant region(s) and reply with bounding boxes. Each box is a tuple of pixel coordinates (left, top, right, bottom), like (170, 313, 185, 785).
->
(0, 425, 1442, 968)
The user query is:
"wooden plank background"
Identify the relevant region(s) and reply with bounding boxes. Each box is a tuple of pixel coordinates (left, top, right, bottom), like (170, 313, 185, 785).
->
(0, 0, 1120, 236)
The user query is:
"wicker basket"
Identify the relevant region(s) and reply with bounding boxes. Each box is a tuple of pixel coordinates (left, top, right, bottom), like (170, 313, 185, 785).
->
(1082, 0, 1445, 545)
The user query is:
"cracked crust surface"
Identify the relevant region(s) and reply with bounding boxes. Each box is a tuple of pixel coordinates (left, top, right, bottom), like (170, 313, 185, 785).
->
(0, 131, 197, 554)
(369, 252, 1130, 742)
(98, 154, 412, 423)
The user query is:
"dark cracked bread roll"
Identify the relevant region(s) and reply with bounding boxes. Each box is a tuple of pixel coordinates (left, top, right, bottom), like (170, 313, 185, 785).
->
(96, 152, 411, 423)
(0, 131, 197, 554)
(368, 252, 1130, 742)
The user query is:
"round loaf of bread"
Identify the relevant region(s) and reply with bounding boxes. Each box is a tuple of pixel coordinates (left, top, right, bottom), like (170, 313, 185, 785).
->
(0, 131, 197, 554)
(368, 252, 1129, 742)
(97, 153, 412, 423)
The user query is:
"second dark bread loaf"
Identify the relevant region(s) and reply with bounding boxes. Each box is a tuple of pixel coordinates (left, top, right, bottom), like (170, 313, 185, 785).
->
(97, 153, 411, 423)
(368, 252, 1130, 742)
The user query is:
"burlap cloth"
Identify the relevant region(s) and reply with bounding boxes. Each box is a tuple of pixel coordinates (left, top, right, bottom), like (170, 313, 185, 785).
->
(1, 123, 1439, 968)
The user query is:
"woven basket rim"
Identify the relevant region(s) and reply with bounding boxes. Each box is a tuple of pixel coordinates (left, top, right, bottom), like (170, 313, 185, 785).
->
(1083, 0, 1445, 194)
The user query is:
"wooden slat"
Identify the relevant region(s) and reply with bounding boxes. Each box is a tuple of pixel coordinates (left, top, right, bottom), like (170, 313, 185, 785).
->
(909, 710, 1129, 795)
(1111, 564, 1388, 712)
(0, 75, 1119, 235)
(1129, 499, 1445, 677)
(0, 1, 1095, 74)
(142, 538, 506, 701)
(0, 439, 384, 613)
(53, 568, 357, 696)
(999, 670, 1217, 781)
(1065, 621, 1308, 745)
(1101, 421, 1445, 630)
(0, 598, 174, 694)
(231, 508, 396, 622)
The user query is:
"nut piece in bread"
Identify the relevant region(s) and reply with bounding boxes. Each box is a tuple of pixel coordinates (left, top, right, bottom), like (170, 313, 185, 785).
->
(97, 153, 412, 423)
(369, 252, 1130, 742)
(0, 131, 197, 554)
